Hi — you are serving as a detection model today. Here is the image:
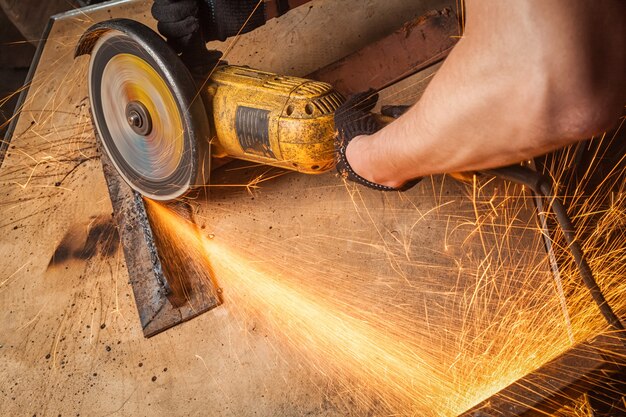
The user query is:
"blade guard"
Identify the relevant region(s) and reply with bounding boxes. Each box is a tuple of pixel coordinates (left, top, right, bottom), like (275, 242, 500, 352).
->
(76, 18, 211, 200)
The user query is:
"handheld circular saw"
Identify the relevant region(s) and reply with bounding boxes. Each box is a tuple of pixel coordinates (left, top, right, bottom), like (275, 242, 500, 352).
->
(76, 19, 343, 201)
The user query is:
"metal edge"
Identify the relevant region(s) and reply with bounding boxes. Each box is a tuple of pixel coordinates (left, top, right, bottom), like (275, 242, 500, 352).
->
(50, 0, 136, 21)
(0, 16, 54, 169)
(307, 7, 459, 95)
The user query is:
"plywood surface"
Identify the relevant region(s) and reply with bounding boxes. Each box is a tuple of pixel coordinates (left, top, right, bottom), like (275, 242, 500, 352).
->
(0, 1, 599, 416)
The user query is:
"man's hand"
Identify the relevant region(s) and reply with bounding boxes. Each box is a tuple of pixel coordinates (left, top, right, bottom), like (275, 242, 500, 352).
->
(151, 0, 267, 52)
(334, 91, 420, 191)
(344, 0, 626, 184)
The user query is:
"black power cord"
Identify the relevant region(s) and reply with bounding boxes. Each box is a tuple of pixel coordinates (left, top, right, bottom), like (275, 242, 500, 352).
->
(486, 165, 625, 340)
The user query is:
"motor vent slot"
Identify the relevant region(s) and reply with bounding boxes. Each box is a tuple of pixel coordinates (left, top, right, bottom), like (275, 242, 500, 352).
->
(312, 91, 344, 115)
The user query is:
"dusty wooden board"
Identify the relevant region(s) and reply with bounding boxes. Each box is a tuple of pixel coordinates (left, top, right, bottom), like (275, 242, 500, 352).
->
(0, 0, 615, 416)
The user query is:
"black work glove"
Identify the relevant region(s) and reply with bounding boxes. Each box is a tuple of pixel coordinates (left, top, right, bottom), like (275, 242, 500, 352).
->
(199, 0, 266, 42)
(152, 0, 266, 45)
(334, 90, 420, 191)
(152, 0, 201, 53)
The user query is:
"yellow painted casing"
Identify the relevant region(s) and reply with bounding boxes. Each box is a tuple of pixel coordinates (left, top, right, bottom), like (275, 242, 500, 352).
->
(203, 65, 344, 174)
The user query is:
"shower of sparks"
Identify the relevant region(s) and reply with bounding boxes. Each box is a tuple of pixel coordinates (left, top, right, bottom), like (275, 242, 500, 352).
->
(144, 121, 625, 415)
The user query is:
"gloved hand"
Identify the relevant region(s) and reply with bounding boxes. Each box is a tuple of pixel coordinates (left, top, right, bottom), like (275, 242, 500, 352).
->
(152, 0, 266, 66)
(199, 0, 266, 42)
(151, 0, 201, 53)
(334, 90, 421, 191)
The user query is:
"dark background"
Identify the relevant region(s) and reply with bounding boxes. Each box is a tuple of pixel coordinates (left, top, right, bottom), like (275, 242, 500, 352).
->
(0, 8, 34, 138)
(0, 1, 107, 137)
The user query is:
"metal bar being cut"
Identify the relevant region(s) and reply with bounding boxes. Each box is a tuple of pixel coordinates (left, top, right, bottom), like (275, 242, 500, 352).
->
(100, 148, 221, 338)
(308, 7, 459, 94)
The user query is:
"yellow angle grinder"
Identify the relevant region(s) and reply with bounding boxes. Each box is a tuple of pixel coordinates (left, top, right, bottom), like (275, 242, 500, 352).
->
(75, 19, 626, 342)
(76, 18, 344, 200)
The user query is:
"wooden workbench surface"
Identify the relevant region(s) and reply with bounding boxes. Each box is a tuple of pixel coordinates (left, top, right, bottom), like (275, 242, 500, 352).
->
(1, 1, 613, 416)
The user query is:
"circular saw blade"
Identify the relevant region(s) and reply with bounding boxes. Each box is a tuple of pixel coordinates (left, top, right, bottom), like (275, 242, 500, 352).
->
(88, 28, 209, 201)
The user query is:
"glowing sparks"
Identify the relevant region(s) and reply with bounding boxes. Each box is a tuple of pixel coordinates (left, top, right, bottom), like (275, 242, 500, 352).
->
(146, 132, 625, 416)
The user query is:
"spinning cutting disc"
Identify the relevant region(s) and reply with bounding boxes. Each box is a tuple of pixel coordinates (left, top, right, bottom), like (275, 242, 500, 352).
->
(88, 26, 210, 200)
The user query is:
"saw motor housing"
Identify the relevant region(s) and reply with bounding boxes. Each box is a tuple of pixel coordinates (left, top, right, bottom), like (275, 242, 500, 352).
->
(206, 65, 342, 174)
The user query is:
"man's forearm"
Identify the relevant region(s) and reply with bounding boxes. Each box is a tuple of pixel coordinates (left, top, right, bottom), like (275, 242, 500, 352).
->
(345, 0, 625, 188)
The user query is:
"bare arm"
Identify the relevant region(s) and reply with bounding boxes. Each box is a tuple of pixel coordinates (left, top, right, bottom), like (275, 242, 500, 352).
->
(346, 0, 626, 188)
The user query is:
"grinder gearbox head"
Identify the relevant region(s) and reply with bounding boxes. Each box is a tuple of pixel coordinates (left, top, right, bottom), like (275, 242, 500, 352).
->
(76, 19, 211, 201)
